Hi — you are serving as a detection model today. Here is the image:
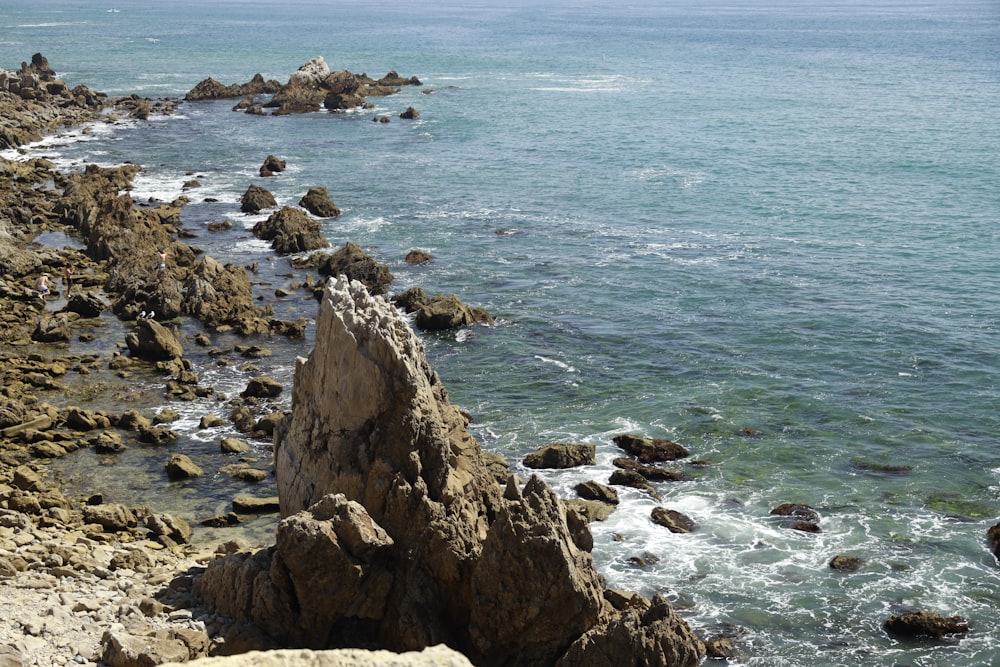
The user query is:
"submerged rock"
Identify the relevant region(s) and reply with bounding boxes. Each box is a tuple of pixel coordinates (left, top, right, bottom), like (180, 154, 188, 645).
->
(193, 276, 705, 666)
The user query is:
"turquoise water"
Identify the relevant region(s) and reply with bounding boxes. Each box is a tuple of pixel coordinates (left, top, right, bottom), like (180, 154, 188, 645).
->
(4, 0, 1000, 663)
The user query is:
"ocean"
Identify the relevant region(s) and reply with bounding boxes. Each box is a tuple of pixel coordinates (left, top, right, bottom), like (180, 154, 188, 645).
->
(3, 0, 1000, 664)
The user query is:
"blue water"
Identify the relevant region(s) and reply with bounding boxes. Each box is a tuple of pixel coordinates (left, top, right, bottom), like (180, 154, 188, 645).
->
(4, 0, 1000, 664)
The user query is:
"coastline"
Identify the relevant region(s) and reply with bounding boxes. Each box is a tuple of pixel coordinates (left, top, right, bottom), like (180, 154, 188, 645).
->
(0, 56, 300, 665)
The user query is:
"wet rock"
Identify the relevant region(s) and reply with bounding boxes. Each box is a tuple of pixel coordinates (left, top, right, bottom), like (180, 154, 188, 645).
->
(988, 521, 1000, 562)
(64, 290, 107, 317)
(829, 555, 865, 572)
(575, 481, 620, 505)
(252, 206, 329, 255)
(241, 376, 282, 399)
(612, 456, 690, 482)
(399, 106, 420, 120)
(259, 154, 286, 177)
(239, 184, 277, 213)
(651, 507, 697, 533)
(299, 186, 341, 218)
(565, 499, 616, 523)
(31, 315, 71, 343)
(125, 318, 184, 361)
(231, 496, 280, 514)
(185, 73, 281, 101)
(166, 453, 204, 480)
(770, 503, 821, 532)
(612, 433, 689, 463)
(316, 242, 394, 296)
(883, 610, 969, 640)
(199, 414, 225, 429)
(608, 469, 661, 501)
(391, 287, 491, 331)
(405, 249, 433, 265)
(523, 442, 595, 469)
(145, 512, 193, 545)
(220, 437, 251, 454)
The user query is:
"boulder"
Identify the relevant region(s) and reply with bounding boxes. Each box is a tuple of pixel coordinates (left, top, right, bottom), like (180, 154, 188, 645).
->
(166, 453, 204, 480)
(405, 249, 433, 265)
(883, 610, 969, 640)
(612, 456, 690, 482)
(181, 255, 274, 335)
(612, 433, 689, 462)
(523, 443, 596, 469)
(299, 186, 341, 218)
(242, 376, 282, 398)
(252, 206, 329, 254)
(391, 287, 491, 331)
(184, 73, 281, 101)
(317, 242, 393, 296)
(82, 503, 137, 532)
(260, 155, 286, 177)
(193, 277, 704, 666)
(64, 290, 107, 317)
(650, 507, 696, 534)
(240, 184, 277, 214)
(125, 318, 184, 361)
(31, 315, 71, 343)
(575, 481, 619, 505)
(770, 503, 821, 532)
(989, 521, 1000, 561)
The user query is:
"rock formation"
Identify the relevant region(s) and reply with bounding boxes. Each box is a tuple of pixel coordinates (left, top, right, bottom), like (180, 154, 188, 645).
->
(193, 277, 704, 666)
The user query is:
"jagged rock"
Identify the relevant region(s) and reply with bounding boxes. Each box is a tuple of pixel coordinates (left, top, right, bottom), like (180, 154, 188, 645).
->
(317, 242, 393, 296)
(883, 610, 969, 640)
(184, 73, 281, 101)
(240, 184, 277, 213)
(125, 318, 184, 361)
(612, 433, 689, 462)
(181, 255, 273, 335)
(221, 437, 251, 454)
(299, 186, 341, 218)
(252, 206, 329, 254)
(399, 107, 420, 120)
(523, 443, 595, 469)
(193, 277, 704, 667)
(146, 512, 193, 545)
(607, 469, 661, 500)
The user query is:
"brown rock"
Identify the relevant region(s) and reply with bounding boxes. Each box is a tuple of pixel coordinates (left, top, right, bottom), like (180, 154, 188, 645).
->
(299, 186, 341, 218)
(317, 242, 393, 295)
(523, 443, 596, 469)
(125, 318, 184, 361)
(252, 206, 329, 254)
(166, 453, 204, 480)
(650, 507, 697, 533)
(612, 433, 689, 463)
(405, 249, 433, 265)
(259, 154, 286, 177)
(883, 610, 969, 640)
(239, 184, 277, 213)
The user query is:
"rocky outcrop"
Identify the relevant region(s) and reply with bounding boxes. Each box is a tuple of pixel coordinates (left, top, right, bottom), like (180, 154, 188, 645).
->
(299, 187, 340, 218)
(316, 242, 394, 296)
(883, 610, 969, 640)
(240, 184, 277, 213)
(184, 74, 282, 101)
(259, 57, 421, 116)
(252, 207, 329, 255)
(391, 287, 492, 331)
(193, 277, 704, 666)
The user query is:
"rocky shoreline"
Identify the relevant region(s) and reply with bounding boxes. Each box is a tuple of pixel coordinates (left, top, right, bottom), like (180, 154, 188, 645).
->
(2, 54, 994, 666)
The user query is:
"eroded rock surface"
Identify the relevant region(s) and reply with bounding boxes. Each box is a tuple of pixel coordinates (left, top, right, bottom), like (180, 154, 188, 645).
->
(193, 277, 704, 666)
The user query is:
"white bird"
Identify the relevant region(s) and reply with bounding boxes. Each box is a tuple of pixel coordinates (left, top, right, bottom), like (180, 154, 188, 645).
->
(147, 310, 155, 320)
(138, 311, 147, 320)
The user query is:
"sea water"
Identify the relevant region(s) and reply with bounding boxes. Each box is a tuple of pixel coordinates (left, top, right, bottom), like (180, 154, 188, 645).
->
(3, 0, 1000, 663)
